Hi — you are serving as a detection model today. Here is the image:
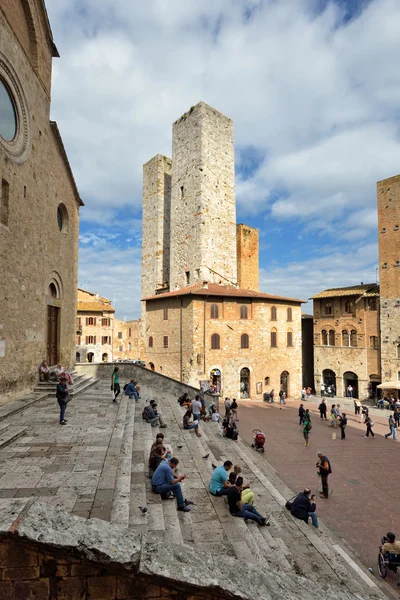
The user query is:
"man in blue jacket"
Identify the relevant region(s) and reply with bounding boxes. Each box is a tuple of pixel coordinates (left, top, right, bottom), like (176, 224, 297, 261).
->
(152, 457, 193, 512)
(124, 379, 139, 401)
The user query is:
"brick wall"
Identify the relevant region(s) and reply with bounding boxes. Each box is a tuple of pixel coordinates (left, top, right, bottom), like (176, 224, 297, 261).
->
(0, 538, 228, 600)
(377, 174, 400, 381)
(236, 224, 259, 291)
(113, 318, 142, 361)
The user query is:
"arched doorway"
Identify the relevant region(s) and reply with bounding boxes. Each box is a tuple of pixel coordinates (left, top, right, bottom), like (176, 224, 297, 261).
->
(75, 352, 81, 363)
(102, 353, 108, 362)
(149, 362, 155, 372)
(343, 371, 358, 398)
(46, 282, 60, 365)
(369, 374, 381, 399)
(240, 367, 250, 398)
(210, 368, 221, 393)
(280, 371, 289, 397)
(322, 369, 336, 396)
(87, 352, 94, 363)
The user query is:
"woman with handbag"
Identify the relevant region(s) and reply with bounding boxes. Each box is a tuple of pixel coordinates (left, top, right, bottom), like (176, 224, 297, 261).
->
(364, 414, 375, 438)
(56, 375, 70, 425)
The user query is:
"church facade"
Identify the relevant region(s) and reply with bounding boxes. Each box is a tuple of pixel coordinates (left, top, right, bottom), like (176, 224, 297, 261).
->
(0, 1, 82, 403)
(141, 102, 303, 398)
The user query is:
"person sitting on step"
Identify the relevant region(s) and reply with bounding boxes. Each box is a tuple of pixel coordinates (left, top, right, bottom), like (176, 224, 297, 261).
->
(183, 409, 201, 437)
(290, 488, 319, 528)
(148, 400, 167, 428)
(209, 460, 233, 496)
(124, 379, 140, 401)
(227, 476, 269, 526)
(228, 470, 254, 505)
(148, 444, 167, 478)
(152, 457, 193, 512)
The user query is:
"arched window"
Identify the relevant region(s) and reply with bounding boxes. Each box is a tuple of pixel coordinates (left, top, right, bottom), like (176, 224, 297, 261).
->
(75, 352, 81, 363)
(321, 330, 328, 345)
(48, 283, 58, 298)
(287, 330, 293, 347)
(102, 353, 108, 362)
(271, 306, 277, 321)
(210, 304, 219, 319)
(271, 329, 277, 348)
(211, 333, 220, 349)
(344, 301, 353, 314)
(397, 344, 400, 359)
(342, 330, 349, 347)
(287, 307, 292, 322)
(148, 336, 153, 348)
(350, 330, 357, 347)
(328, 330, 335, 346)
(240, 305, 248, 319)
(241, 333, 249, 349)
(370, 336, 378, 350)
(324, 302, 332, 315)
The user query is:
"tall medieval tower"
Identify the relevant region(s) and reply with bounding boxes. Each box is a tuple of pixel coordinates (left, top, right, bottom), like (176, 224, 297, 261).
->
(169, 102, 237, 290)
(377, 174, 400, 381)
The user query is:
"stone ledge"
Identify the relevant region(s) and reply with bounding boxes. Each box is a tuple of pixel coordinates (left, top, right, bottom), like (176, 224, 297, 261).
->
(0, 501, 386, 600)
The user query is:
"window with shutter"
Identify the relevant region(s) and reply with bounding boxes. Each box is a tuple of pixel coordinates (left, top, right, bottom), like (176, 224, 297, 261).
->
(241, 333, 249, 348)
(211, 334, 220, 349)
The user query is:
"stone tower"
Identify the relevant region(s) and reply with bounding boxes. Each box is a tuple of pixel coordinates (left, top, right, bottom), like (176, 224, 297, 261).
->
(169, 102, 237, 290)
(141, 155, 172, 298)
(237, 224, 259, 291)
(377, 174, 400, 381)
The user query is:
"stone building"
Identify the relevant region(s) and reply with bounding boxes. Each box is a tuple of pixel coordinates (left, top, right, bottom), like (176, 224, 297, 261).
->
(0, 0, 82, 403)
(311, 284, 380, 399)
(113, 318, 142, 362)
(377, 174, 400, 383)
(76, 289, 115, 363)
(141, 102, 303, 398)
(301, 314, 314, 389)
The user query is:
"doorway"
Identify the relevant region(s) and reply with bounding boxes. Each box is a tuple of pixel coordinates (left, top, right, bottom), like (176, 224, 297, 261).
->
(240, 367, 250, 398)
(280, 371, 289, 397)
(210, 368, 221, 393)
(149, 362, 155, 372)
(87, 352, 94, 363)
(343, 371, 358, 399)
(47, 305, 59, 365)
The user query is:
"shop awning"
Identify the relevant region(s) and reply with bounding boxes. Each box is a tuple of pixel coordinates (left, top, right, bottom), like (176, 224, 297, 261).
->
(377, 381, 400, 390)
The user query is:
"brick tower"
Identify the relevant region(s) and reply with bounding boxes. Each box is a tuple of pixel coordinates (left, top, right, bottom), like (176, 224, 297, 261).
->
(377, 174, 400, 381)
(169, 102, 237, 290)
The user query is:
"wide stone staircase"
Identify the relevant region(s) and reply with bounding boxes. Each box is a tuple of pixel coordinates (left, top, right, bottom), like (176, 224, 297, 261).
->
(0, 377, 394, 599)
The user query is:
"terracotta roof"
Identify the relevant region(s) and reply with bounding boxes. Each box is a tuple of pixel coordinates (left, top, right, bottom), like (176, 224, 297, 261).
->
(142, 283, 304, 303)
(310, 284, 379, 300)
(301, 313, 314, 319)
(77, 302, 115, 313)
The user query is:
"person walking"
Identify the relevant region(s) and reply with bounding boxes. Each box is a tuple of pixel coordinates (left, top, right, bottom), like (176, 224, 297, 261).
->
(316, 452, 332, 498)
(56, 374, 70, 425)
(385, 414, 397, 441)
(364, 414, 375, 438)
(111, 366, 120, 403)
(393, 407, 400, 430)
(279, 389, 286, 405)
(347, 384, 353, 398)
(354, 399, 361, 417)
(269, 389, 275, 403)
(298, 403, 306, 425)
(329, 404, 337, 427)
(224, 397, 231, 419)
(230, 398, 238, 422)
(318, 398, 327, 420)
(339, 413, 347, 440)
(303, 412, 311, 447)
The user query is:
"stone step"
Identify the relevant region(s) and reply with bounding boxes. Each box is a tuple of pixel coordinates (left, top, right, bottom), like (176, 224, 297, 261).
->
(34, 373, 88, 392)
(110, 397, 132, 526)
(0, 426, 28, 450)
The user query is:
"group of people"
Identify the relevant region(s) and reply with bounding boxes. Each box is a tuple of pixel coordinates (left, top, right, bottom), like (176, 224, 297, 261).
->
(40, 360, 73, 384)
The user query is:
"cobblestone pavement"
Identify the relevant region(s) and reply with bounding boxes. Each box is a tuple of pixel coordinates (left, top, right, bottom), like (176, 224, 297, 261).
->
(237, 397, 400, 582)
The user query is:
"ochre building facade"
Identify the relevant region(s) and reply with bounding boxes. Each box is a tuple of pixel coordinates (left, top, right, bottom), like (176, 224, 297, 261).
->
(76, 289, 115, 364)
(311, 284, 380, 399)
(141, 102, 303, 398)
(0, 1, 82, 403)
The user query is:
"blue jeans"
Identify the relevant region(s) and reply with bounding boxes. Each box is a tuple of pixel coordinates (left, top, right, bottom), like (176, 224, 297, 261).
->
(128, 391, 139, 402)
(308, 511, 319, 528)
(184, 423, 198, 430)
(146, 416, 159, 427)
(233, 503, 264, 525)
(192, 413, 200, 422)
(154, 482, 184, 509)
(211, 487, 229, 496)
(279, 398, 286, 405)
(58, 399, 66, 423)
(386, 426, 397, 440)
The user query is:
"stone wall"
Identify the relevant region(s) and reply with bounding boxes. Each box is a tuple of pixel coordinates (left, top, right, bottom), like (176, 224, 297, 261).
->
(0, 4, 80, 403)
(141, 155, 172, 299)
(169, 102, 237, 290)
(377, 174, 400, 381)
(236, 224, 259, 291)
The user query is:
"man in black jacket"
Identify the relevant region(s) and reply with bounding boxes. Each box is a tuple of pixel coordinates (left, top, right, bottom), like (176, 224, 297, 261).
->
(290, 489, 318, 528)
(317, 452, 332, 498)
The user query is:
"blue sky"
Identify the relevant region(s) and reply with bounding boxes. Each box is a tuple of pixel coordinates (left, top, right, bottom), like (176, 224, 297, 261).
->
(45, 0, 400, 319)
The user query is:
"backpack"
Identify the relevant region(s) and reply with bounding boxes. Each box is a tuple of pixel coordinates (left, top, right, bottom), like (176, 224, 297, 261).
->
(123, 383, 128, 392)
(142, 406, 152, 420)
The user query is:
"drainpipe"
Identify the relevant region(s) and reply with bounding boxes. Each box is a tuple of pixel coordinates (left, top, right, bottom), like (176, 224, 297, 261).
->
(180, 298, 183, 382)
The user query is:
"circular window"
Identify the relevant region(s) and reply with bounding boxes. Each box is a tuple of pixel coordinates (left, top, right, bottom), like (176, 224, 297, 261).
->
(57, 203, 69, 233)
(0, 78, 17, 141)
